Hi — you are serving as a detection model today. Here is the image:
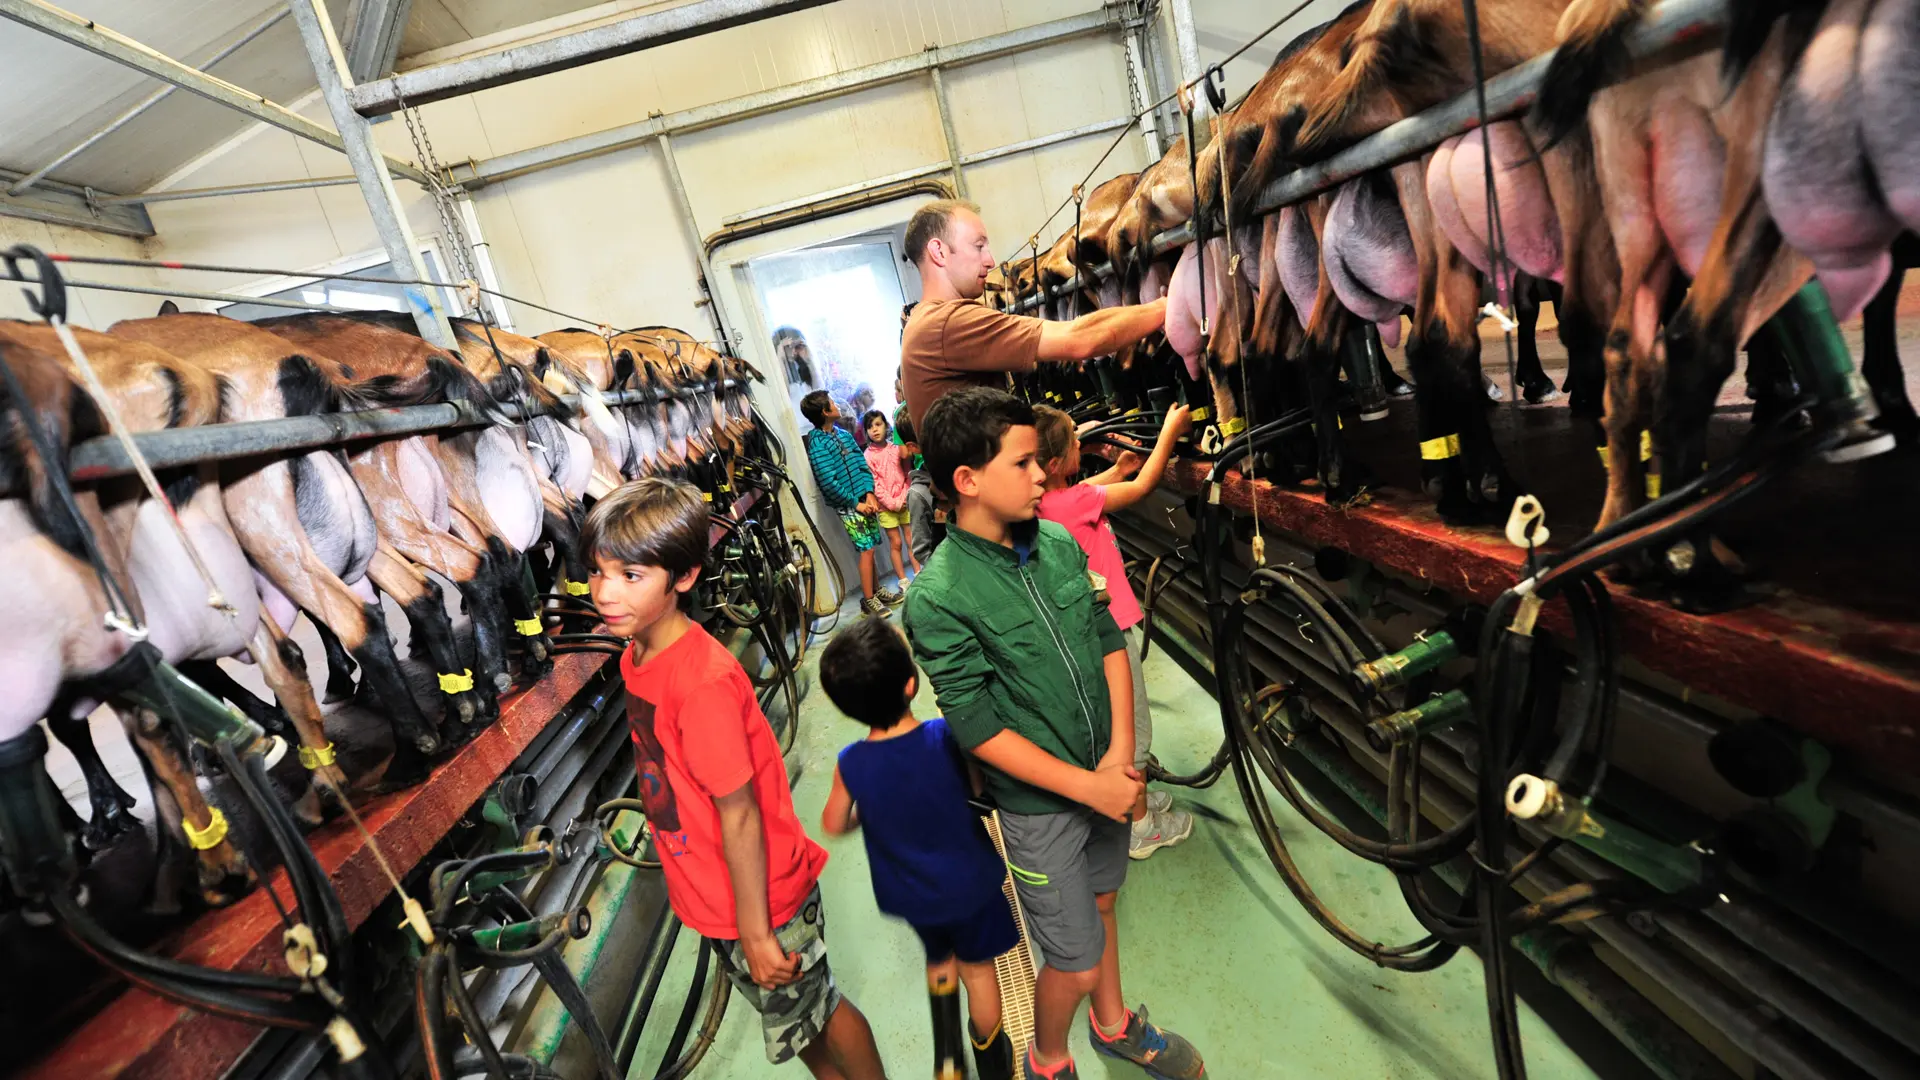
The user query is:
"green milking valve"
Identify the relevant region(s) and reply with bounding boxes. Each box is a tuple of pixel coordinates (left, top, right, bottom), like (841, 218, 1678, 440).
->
(1763, 283, 1897, 463)
(120, 659, 261, 750)
(1365, 689, 1472, 752)
(462, 908, 589, 953)
(1354, 631, 1460, 698)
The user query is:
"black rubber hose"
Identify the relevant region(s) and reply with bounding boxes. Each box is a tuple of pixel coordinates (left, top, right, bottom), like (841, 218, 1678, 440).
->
(444, 948, 517, 1080)
(530, 950, 623, 1080)
(416, 949, 454, 1080)
(656, 934, 712, 1073)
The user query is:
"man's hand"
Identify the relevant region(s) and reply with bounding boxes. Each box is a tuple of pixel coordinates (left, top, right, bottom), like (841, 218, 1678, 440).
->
(740, 929, 801, 989)
(1085, 763, 1147, 823)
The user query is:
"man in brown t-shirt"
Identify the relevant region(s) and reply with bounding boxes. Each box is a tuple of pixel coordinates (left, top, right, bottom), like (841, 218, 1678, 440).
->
(899, 199, 1169, 435)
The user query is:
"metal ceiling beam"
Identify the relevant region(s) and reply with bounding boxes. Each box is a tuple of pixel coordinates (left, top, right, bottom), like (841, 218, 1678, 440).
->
(0, 0, 431, 186)
(347, 0, 841, 117)
(7, 8, 288, 197)
(449, 9, 1117, 190)
(344, 0, 413, 82)
(0, 167, 153, 237)
(291, 0, 454, 348)
(98, 175, 360, 205)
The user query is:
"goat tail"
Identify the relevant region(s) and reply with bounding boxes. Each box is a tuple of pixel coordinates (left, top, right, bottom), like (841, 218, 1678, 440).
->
(1528, 0, 1651, 151)
(1292, 24, 1397, 160)
(1723, 0, 1825, 89)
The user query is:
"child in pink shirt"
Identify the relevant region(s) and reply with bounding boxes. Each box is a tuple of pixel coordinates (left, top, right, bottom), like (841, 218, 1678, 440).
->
(863, 409, 921, 581)
(1033, 403, 1194, 860)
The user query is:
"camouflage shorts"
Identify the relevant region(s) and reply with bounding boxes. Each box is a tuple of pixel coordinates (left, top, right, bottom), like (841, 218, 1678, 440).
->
(837, 507, 882, 553)
(708, 886, 842, 1064)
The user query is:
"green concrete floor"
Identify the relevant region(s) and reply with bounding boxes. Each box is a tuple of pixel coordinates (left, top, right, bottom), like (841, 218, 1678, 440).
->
(626, 610, 1633, 1079)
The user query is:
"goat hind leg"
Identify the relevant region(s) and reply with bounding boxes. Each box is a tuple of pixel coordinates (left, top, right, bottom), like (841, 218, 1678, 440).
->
(45, 704, 138, 850)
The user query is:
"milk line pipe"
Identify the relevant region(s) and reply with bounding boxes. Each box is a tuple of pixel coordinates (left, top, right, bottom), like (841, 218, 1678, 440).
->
(1008, 0, 1730, 312)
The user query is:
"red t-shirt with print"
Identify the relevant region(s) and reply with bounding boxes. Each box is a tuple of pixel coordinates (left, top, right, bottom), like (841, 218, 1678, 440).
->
(620, 623, 827, 938)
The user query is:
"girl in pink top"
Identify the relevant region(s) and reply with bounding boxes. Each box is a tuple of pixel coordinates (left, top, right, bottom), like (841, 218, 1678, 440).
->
(863, 410, 921, 579)
(1033, 403, 1194, 859)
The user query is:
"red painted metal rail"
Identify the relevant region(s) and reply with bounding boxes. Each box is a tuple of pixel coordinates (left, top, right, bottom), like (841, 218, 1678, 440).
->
(21, 652, 616, 1080)
(1169, 462, 1920, 774)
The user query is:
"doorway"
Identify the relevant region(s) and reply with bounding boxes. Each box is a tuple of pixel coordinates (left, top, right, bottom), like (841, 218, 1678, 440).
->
(748, 230, 914, 434)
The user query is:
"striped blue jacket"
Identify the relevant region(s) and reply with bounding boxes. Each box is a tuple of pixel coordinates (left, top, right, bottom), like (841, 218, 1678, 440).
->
(803, 425, 874, 510)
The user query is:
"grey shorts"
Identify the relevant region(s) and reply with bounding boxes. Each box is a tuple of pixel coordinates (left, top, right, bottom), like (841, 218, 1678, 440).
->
(708, 886, 843, 1063)
(1124, 625, 1153, 767)
(999, 807, 1130, 973)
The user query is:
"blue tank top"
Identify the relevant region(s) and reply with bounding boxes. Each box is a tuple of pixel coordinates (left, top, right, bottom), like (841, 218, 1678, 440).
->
(837, 718, 1008, 925)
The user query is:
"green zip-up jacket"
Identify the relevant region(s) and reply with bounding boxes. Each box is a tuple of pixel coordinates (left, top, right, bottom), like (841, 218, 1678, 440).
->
(903, 517, 1127, 815)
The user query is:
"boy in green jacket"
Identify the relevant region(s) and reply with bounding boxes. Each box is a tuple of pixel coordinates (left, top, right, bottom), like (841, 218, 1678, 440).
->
(903, 387, 1206, 1080)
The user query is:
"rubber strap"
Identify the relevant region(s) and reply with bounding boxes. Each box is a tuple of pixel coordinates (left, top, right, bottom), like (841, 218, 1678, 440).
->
(1190, 406, 1210, 422)
(297, 742, 337, 770)
(1420, 434, 1463, 460)
(184, 807, 228, 850)
(438, 669, 475, 694)
(563, 578, 591, 597)
(515, 617, 543, 637)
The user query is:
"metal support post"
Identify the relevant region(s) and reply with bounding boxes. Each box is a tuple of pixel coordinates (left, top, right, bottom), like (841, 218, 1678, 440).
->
(656, 134, 734, 350)
(8, 8, 288, 196)
(98, 176, 360, 206)
(289, 0, 456, 349)
(1123, 21, 1164, 159)
(928, 67, 968, 199)
(1167, 0, 1206, 121)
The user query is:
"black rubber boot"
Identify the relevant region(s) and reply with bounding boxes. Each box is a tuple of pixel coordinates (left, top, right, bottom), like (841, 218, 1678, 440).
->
(971, 1021, 1016, 1080)
(931, 981, 963, 1080)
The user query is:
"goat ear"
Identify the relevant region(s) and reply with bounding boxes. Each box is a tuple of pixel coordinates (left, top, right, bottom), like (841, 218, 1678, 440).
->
(158, 300, 181, 316)
(531, 348, 552, 379)
(612, 349, 636, 389)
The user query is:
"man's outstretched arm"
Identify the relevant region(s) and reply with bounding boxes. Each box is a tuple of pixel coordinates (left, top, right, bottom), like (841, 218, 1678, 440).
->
(1037, 298, 1168, 362)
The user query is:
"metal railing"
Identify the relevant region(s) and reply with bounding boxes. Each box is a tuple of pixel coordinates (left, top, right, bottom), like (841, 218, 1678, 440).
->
(1011, 0, 1729, 311)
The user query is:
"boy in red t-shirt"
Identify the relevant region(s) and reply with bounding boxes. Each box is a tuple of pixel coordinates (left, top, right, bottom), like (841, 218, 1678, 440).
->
(583, 477, 888, 1078)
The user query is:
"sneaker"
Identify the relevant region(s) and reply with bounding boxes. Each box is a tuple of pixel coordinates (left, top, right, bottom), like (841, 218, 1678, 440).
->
(1145, 789, 1173, 815)
(1088, 1005, 1206, 1079)
(860, 596, 891, 618)
(877, 585, 905, 605)
(1129, 808, 1194, 860)
(1023, 1046, 1079, 1080)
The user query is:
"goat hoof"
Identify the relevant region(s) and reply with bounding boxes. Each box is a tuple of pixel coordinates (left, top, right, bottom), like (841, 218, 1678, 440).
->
(414, 733, 439, 756)
(455, 696, 477, 726)
(493, 672, 513, 694)
(198, 860, 253, 908)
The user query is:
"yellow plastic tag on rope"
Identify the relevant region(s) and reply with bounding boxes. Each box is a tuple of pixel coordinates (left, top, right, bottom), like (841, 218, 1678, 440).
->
(185, 807, 229, 850)
(298, 742, 337, 770)
(1596, 446, 1610, 464)
(1220, 417, 1247, 438)
(1419, 434, 1463, 461)
(515, 617, 544, 636)
(1645, 473, 1662, 499)
(1640, 429, 1655, 461)
(1124, 407, 1142, 417)
(438, 669, 475, 695)
(702, 492, 713, 502)
(564, 579, 591, 597)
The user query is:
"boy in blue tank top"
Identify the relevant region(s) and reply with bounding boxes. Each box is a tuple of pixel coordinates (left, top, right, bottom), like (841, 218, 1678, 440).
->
(819, 617, 1019, 1080)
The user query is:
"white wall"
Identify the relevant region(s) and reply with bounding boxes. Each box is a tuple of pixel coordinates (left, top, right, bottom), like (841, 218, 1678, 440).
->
(0, 218, 169, 328)
(127, 0, 1150, 353)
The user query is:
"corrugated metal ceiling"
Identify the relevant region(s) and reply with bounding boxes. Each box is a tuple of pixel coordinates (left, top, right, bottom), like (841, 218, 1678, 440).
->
(0, 0, 609, 195)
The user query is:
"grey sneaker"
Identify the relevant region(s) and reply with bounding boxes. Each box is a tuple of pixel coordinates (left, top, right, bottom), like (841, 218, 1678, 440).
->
(1129, 808, 1193, 860)
(1088, 1005, 1205, 1078)
(860, 596, 891, 618)
(1022, 1046, 1079, 1080)
(1146, 789, 1173, 815)
(877, 585, 905, 605)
